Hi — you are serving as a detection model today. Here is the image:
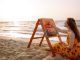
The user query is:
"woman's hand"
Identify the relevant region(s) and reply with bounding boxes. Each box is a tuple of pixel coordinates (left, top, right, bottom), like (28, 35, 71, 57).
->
(67, 45, 73, 49)
(59, 41, 65, 45)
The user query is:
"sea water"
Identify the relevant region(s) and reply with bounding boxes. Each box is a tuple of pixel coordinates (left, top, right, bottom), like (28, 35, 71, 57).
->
(0, 20, 80, 42)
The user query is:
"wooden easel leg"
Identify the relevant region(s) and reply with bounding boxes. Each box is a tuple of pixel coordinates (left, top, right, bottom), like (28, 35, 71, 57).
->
(45, 36, 55, 56)
(27, 21, 39, 48)
(39, 34, 45, 46)
(58, 34, 62, 43)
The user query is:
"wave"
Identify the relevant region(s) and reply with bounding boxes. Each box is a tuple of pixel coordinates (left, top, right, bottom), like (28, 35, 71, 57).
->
(0, 21, 80, 38)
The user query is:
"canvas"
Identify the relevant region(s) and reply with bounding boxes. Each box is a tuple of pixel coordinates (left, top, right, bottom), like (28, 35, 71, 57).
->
(27, 18, 62, 56)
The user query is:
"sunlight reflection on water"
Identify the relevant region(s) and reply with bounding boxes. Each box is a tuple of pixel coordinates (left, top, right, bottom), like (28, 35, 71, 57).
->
(0, 21, 79, 42)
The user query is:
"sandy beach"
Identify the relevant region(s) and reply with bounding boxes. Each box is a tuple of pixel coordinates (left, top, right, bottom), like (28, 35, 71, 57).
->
(0, 0, 80, 59)
(0, 21, 80, 60)
(0, 36, 71, 60)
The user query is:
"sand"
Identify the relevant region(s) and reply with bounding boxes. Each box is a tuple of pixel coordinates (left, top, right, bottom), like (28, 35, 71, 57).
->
(0, 36, 70, 60)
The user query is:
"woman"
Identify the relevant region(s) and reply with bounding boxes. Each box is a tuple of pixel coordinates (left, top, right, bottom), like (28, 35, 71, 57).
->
(52, 18, 80, 60)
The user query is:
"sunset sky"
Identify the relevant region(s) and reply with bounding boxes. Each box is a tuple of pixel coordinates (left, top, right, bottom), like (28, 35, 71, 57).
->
(0, 0, 80, 21)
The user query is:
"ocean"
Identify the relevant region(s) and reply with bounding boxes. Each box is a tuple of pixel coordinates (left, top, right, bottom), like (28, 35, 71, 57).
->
(0, 20, 80, 42)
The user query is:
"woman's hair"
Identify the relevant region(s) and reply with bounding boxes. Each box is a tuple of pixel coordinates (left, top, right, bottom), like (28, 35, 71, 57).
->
(67, 18, 80, 42)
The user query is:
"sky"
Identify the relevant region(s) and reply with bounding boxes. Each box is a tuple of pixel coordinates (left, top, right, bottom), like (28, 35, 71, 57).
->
(0, 0, 80, 21)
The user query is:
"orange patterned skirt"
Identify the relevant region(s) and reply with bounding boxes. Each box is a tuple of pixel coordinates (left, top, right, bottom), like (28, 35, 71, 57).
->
(52, 39, 80, 59)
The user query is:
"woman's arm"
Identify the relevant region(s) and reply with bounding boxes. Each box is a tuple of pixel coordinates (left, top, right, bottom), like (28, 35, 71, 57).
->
(67, 31, 75, 48)
(55, 27, 68, 43)
(56, 27, 68, 33)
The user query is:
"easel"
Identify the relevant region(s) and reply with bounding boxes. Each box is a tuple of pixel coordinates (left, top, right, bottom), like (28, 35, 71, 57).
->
(27, 18, 62, 56)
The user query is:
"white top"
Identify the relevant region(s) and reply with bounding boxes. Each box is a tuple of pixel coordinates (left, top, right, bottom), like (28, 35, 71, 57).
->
(67, 29, 75, 48)
(56, 27, 75, 48)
